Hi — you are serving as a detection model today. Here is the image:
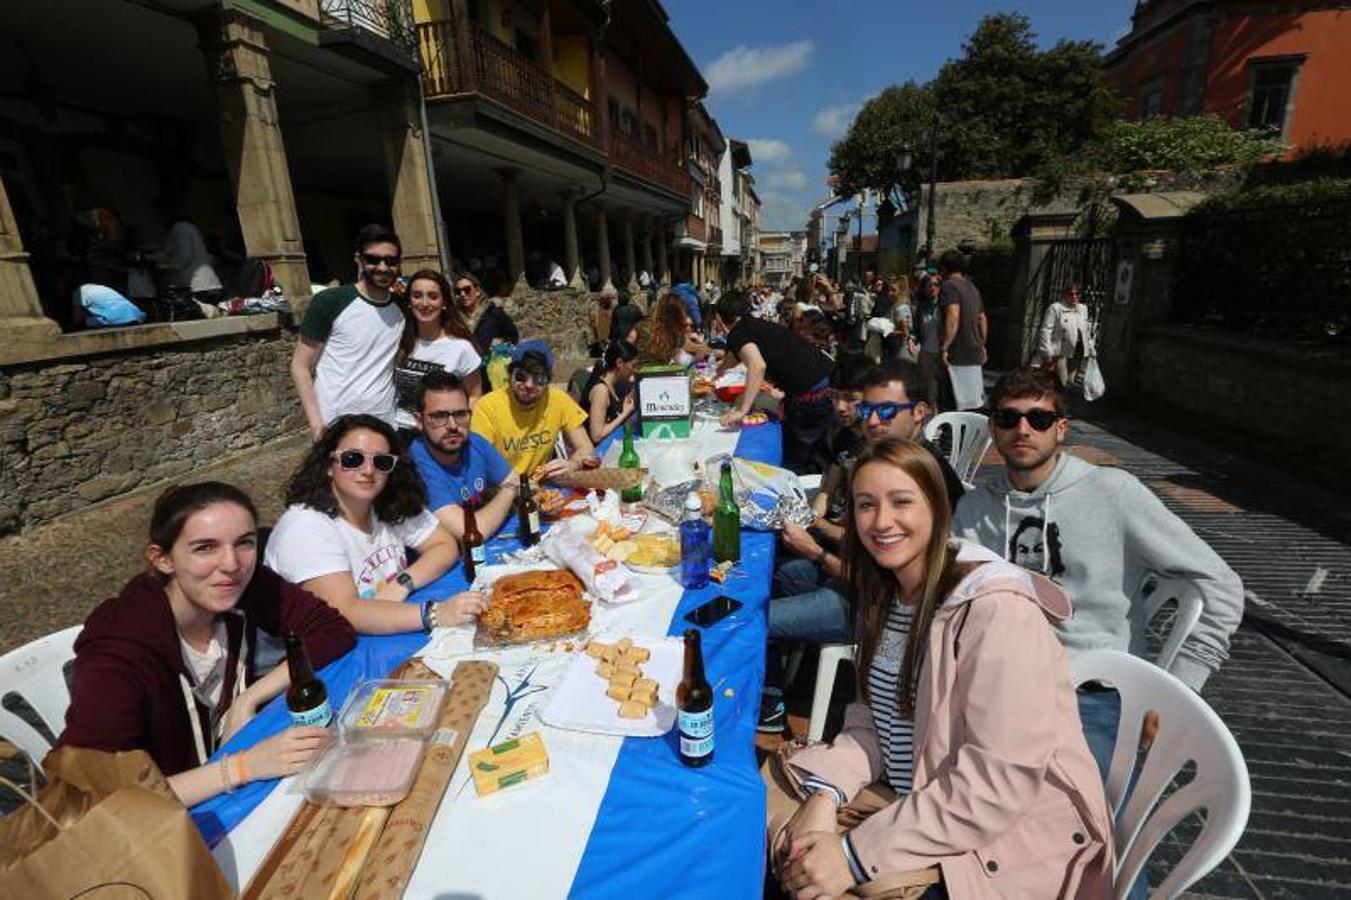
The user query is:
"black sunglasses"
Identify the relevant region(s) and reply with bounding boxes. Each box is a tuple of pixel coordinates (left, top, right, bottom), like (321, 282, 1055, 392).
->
(360, 252, 401, 268)
(991, 408, 1062, 431)
(332, 449, 399, 472)
(512, 370, 549, 388)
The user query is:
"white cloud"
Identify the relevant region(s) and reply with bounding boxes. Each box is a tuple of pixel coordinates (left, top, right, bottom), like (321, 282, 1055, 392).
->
(811, 102, 860, 138)
(766, 170, 808, 190)
(706, 40, 813, 95)
(745, 139, 792, 163)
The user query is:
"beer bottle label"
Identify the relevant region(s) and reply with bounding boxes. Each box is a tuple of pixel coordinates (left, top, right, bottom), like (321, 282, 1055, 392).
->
(678, 707, 714, 759)
(471, 545, 486, 564)
(290, 698, 332, 728)
(528, 511, 540, 533)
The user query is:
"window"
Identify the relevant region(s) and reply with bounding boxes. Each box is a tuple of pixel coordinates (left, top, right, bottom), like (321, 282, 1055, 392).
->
(1139, 75, 1166, 119)
(1247, 58, 1302, 134)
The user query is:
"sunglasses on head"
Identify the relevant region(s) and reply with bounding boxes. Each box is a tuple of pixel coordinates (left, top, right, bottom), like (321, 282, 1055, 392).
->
(423, 409, 471, 427)
(856, 400, 917, 422)
(991, 408, 1062, 431)
(512, 370, 549, 388)
(360, 252, 401, 268)
(332, 449, 399, 472)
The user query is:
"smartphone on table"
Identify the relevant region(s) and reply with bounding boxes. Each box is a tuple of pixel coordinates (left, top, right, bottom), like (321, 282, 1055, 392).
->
(684, 595, 743, 627)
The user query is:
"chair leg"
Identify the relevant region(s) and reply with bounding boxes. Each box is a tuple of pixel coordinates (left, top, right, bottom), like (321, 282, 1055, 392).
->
(808, 645, 847, 743)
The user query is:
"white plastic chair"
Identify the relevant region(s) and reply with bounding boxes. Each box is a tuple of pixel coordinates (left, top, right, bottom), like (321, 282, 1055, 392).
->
(0, 626, 81, 773)
(1139, 576, 1205, 671)
(1071, 649, 1250, 899)
(923, 411, 992, 487)
(807, 643, 856, 743)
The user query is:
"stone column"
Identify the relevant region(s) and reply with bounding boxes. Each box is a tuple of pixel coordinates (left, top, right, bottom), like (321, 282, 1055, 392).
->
(0, 175, 59, 341)
(382, 81, 441, 272)
(621, 209, 638, 294)
(204, 11, 310, 301)
(497, 167, 527, 293)
(640, 217, 654, 278)
(595, 207, 614, 294)
(656, 222, 669, 286)
(560, 187, 584, 289)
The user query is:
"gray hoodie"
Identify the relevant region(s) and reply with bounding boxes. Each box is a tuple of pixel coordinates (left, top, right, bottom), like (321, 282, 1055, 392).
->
(952, 452, 1243, 691)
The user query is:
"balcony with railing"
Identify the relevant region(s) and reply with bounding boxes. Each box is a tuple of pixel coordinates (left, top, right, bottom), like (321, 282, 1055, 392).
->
(321, 0, 417, 63)
(608, 126, 691, 197)
(417, 17, 599, 149)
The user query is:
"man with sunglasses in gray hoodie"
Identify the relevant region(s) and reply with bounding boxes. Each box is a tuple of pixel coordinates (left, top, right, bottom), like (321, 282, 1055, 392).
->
(952, 367, 1244, 780)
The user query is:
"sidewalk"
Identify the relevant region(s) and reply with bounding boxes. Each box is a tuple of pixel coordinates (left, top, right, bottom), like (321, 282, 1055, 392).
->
(763, 398, 1351, 899)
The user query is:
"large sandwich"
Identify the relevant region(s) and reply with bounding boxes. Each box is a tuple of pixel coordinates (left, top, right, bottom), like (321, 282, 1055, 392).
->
(481, 570, 590, 643)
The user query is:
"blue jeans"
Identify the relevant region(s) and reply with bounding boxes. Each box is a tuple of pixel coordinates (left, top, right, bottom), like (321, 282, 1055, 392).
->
(1077, 687, 1148, 900)
(764, 558, 852, 695)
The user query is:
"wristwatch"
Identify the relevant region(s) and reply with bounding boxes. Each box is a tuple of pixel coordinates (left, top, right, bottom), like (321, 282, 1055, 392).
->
(396, 571, 416, 594)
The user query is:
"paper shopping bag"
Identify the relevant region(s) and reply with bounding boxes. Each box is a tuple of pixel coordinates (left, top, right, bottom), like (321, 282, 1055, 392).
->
(0, 746, 234, 900)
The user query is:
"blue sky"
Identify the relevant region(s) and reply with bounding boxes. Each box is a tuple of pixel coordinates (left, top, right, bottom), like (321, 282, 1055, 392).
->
(665, 0, 1137, 230)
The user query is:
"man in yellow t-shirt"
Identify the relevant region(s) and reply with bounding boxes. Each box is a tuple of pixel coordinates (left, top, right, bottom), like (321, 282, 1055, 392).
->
(471, 339, 594, 476)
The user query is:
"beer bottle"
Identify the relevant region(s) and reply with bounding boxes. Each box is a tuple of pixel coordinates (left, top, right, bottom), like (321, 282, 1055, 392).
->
(676, 628, 714, 767)
(712, 459, 740, 563)
(284, 632, 332, 728)
(516, 479, 541, 547)
(462, 501, 485, 583)
(618, 421, 643, 503)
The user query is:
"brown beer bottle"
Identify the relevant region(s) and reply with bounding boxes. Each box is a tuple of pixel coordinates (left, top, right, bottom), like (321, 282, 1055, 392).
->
(676, 628, 714, 767)
(284, 632, 332, 727)
(516, 480, 541, 547)
(462, 501, 485, 583)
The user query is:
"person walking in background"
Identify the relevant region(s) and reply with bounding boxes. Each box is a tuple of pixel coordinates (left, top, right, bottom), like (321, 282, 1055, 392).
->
(1037, 285, 1093, 389)
(937, 250, 988, 411)
(291, 224, 405, 437)
(912, 272, 944, 410)
(394, 269, 482, 440)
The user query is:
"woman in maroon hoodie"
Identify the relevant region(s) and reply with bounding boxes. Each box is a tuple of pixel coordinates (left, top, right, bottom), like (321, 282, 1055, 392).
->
(59, 482, 356, 806)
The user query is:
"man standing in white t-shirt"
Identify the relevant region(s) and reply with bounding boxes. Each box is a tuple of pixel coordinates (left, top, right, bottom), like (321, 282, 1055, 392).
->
(291, 224, 406, 437)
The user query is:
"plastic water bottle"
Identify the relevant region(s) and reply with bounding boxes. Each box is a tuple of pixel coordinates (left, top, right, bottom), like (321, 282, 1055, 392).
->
(679, 492, 711, 589)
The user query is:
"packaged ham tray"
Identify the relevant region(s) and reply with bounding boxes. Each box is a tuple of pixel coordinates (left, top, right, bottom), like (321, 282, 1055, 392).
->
(302, 738, 424, 807)
(337, 679, 447, 740)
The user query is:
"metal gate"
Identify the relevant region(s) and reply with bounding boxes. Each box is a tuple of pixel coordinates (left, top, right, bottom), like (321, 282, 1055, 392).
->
(1019, 238, 1116, 364)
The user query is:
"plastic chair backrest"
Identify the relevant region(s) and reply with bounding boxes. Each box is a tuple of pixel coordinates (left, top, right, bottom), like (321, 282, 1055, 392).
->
(0, 625, 81, 772)
(923, 411, 992, 485)
(1139, 576, 1205, 671)
(1071, 650, 1250, 899)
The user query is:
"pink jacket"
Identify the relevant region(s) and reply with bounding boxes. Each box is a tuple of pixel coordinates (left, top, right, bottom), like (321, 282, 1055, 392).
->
(790, 543, 1114, 899)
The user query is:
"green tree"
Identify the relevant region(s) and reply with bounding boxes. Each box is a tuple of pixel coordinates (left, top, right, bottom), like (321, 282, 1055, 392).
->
(826, 82, 934, 198)
(1096, 115, 1283, 174)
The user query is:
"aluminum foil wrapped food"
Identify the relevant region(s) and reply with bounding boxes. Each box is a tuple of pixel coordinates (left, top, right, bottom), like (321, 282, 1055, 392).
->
(641, 466, 813, 532)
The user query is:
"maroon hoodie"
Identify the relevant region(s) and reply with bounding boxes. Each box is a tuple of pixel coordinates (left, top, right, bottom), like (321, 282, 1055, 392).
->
(59, 565, 355, 776)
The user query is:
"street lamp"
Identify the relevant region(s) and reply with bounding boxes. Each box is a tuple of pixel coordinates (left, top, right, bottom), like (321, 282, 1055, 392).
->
(923, 113, 940, 263)
(856, 191, 866, 284)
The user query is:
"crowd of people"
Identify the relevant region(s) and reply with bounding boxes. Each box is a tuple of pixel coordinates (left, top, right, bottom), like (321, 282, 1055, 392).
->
(50, 221, 1239, 899)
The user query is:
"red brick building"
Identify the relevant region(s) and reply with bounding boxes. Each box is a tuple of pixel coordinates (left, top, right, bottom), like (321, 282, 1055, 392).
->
(1104, 1, 1351, 150)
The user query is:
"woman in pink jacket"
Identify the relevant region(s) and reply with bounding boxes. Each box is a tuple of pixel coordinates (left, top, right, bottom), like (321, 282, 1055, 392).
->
(768, 438, 1113, 899)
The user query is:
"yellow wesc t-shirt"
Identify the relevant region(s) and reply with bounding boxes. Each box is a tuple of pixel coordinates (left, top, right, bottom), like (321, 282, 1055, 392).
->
(471, 387, 588, 475)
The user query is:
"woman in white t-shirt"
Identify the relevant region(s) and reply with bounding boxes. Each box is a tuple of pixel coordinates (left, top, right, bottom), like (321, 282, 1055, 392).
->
(265, 414, 486, 635)
(394, 270, 483, 432)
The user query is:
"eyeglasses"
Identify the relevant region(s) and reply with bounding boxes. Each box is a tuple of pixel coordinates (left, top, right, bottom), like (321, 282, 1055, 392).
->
(422, 409, 471, 427)
(856, 401, 917, 423)
(332, 449, 400, 472)
(990, 408, 1063, 431)
(512, 370, 549, 388)
(454, 284, 475, 296)
(360, 253, 401, 268)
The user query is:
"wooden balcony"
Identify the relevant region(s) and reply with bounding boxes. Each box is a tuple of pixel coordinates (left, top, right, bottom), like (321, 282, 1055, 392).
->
(608, 126, 691, 197)
(417, 18, 599, 149)
(684, 215, 707, 242)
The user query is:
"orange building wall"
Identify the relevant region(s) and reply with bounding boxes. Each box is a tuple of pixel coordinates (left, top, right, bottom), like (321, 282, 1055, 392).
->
(1205, 10, 1351, 146)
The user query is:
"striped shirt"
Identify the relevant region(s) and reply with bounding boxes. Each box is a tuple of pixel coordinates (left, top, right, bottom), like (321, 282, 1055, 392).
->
(867, 599, 917, 793)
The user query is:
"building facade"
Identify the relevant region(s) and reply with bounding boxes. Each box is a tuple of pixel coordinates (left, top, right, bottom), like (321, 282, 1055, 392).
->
(413, 0, 707, 295)
(674, 102, 725, 287)
(1104, 0, 1351, 150)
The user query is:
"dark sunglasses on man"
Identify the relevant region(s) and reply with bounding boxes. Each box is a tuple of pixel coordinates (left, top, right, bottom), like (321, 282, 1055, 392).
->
(512, 370, 549, 388)
(990, 408, 1063, 431)
(360, 252, 401, 268)
(855, 400, 917, 423)
(331, 449, 400, 472)
(422, 409, 471, 427)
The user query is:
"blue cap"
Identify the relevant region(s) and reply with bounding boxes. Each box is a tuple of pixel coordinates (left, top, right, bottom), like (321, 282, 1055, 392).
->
(511, 338, 554, 373)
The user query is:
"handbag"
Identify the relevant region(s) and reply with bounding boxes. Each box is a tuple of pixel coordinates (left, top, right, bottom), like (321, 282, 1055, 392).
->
(0, 747, 234, 899)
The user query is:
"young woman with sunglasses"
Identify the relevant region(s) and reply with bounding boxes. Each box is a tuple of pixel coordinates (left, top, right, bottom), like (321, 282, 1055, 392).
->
(60, 482, 355, 806)
(266, 414, 486, 634)
(766, 438, 1112, 899)
(394, 270, 482, 437)
(580, 339, 638, 444)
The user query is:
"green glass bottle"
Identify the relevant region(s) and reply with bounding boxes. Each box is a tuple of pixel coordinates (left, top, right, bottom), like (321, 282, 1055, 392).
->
(712, 459, 740, 563)
(619, 421, 643, 503)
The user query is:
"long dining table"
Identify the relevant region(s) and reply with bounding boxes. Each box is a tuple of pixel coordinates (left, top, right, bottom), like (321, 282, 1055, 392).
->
(191, 418, 783, 899)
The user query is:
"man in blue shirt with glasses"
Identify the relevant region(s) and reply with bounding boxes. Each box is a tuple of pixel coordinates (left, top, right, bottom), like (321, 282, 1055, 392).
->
(759, 359, 962, 733)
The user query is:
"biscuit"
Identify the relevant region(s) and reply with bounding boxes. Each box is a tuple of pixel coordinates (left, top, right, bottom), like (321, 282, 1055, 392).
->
(618, 700, 648, 719)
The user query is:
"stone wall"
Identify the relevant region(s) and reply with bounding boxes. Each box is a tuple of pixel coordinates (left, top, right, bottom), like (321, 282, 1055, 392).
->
(0, 326, 304, 535)
(502, 285, 608, 359)
(1132, 325, 1351, 475)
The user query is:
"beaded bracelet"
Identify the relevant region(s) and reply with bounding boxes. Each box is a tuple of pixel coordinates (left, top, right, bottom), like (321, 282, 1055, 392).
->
(219, 753, 234, 793)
